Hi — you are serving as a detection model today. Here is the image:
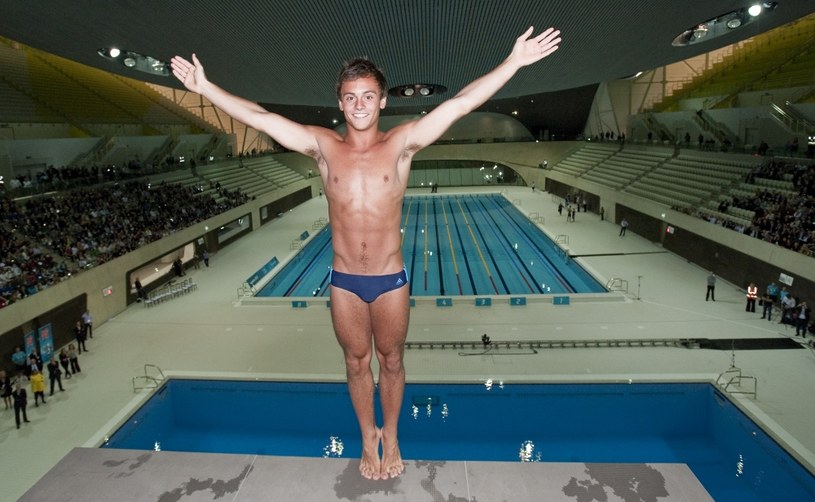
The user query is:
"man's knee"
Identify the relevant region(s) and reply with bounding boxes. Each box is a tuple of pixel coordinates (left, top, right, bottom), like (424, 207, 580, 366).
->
(376, 349, 404, 375)
(344, 350, 372, 375)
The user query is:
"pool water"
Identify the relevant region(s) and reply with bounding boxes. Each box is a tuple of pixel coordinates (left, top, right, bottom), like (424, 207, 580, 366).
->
(257, 193, 606, 297)
(103, 380, 815, 501)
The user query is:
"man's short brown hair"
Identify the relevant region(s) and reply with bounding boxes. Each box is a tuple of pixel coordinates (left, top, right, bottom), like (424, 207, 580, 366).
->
(336, 58, 386, 99)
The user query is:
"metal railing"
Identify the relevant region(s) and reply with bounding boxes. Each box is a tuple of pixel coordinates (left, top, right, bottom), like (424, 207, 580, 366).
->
(716, 366, 758, 399)
(132, 364, 165, 392)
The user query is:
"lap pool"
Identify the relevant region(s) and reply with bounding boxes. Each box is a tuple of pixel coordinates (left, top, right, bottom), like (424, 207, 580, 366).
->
(257, 193, 606, 297)
(103, 379, 815, 501)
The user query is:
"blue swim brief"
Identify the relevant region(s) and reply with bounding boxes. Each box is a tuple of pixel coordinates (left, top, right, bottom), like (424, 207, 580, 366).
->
(329, 267, 408, 303)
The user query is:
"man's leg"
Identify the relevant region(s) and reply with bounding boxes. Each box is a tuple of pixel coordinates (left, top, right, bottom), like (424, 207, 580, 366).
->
(369, 286, 409, 479)
(330, 287, 380, 480)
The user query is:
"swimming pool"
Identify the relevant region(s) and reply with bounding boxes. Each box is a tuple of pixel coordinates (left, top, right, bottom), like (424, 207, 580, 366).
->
(103, 379, 815, 501)
(257, 193, 606, 297)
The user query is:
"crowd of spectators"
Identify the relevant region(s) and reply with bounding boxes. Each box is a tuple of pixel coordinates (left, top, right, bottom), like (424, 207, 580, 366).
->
(1, 179, 248, 309)
(7, 162, 149, 193)
(690, 160, 815, 256)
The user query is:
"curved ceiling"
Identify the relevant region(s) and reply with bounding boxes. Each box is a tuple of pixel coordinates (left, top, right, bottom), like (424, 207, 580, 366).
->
(1, 1, 813, 135)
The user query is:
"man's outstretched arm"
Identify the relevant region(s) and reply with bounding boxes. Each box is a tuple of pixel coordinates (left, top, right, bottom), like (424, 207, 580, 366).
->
(170, 54, 321, 155)
(402, 27, 561, 151)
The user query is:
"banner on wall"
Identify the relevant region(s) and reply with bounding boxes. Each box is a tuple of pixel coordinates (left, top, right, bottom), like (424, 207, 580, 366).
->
(24, 330, 36, 356)
(38, 323, 54, 363)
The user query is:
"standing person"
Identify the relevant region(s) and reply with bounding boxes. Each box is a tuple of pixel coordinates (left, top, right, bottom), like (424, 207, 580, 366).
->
(81, 309, 93, 339)
(12, 382, 29, 429)
(47, 357, 64, 395)
(600, 206, 605, 221)
(761, 293, 774, 321)
(172, 25, 561, 481)
(30, 369, 46, 406)
(75, 320, 87, 354)
(27, 352, 43, 376)
(11, 346, 27, 375)
(67, 343, 81, 374)
(202, 249, 210, 267)
(796, 301, 811, 338)
(706, 272, 716, 302)
(745, 282, 758, 312)
(134, 277, 146, 302)
(1, 370, 12, 410)
(619, 218, 629, 236)
(58, 347, 72, 379)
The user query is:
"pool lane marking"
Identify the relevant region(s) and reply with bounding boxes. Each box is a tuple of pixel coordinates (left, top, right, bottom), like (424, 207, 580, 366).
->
(480, 196, 537, 293)
(456, 198, 499, 294)
(440, 199, 464, 294)
(400, 198, 413, 246)
(424, 199, 429, 290)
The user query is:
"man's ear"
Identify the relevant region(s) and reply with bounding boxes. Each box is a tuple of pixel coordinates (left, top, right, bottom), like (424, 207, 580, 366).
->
(380, 96, 387, 109)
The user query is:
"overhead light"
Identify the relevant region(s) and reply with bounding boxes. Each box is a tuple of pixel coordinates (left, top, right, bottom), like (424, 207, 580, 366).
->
(388, 83, 448, 99)
(673, 3, 778, 47)
(726, 16, 743, 29)
(97, 46, 170, 77)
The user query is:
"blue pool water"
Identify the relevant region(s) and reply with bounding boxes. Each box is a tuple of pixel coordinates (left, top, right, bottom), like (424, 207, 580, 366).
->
(257, 193, 606, 297)
(104, 380, 815, 501)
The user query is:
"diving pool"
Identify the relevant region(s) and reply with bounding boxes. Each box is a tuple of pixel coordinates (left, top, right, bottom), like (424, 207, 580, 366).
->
(257, 193, 606, 297)
(103, 379, 815, 501)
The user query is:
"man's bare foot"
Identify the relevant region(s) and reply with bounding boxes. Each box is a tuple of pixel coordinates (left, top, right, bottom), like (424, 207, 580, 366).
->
(380, 428, 404, 479)
(359, 428, 382, 480)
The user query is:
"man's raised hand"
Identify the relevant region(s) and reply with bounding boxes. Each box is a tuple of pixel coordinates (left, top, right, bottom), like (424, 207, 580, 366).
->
(511, 26, 561, 68)
(170, 53, 206, 93)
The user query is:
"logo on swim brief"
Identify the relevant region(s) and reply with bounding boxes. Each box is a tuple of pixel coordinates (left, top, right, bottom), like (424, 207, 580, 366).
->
(396, 278, 404, 286)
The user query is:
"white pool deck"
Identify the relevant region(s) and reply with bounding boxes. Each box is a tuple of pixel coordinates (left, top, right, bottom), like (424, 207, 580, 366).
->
(4, 186, 814, 501)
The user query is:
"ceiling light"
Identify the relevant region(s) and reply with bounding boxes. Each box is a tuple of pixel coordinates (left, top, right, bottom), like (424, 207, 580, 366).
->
(673, 4, 778, 47)
(97, 46, 170, 77)
(388, 83, 447, 99)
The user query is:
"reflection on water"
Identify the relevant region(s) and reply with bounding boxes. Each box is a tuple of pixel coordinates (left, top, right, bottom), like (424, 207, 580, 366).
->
(519, 440, 541, 462)
(323, 436, 344, 458)
(484, 379, 505, 391)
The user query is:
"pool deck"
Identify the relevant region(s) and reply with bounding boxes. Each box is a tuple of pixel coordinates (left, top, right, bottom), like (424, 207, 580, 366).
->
(4, 186, 815, 501)
(21, 448, 713, 501)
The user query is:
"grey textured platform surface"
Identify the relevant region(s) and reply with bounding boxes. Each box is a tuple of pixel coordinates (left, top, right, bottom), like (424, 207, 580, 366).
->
(21, 448, 713, 502)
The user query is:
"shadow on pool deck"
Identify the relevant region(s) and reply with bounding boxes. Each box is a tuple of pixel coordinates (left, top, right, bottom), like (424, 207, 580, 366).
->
(21, 448, 713, 502)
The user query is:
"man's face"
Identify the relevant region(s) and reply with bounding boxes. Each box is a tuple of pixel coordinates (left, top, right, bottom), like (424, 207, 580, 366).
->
(338, 76, 386, 131)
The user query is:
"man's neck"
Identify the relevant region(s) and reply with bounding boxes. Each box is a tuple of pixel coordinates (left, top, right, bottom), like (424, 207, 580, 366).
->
(344, 125, 382, 149)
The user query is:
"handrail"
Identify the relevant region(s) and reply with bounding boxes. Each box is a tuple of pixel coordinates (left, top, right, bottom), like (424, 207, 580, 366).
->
(132, 364, 165, 392)
(406, 337, 695, 351)
(716, 366, 757, 399)
(606, 277, 629, 294)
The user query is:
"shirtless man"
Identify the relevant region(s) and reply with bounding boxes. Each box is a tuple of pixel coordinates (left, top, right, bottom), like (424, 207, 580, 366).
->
(171, 26, 560, 480)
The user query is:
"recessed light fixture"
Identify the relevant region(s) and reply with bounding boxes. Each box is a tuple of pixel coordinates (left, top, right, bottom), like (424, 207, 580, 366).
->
(388, 83, 448, 99)
(672, 2, 779, 46)
(97, 46, 170, 77)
